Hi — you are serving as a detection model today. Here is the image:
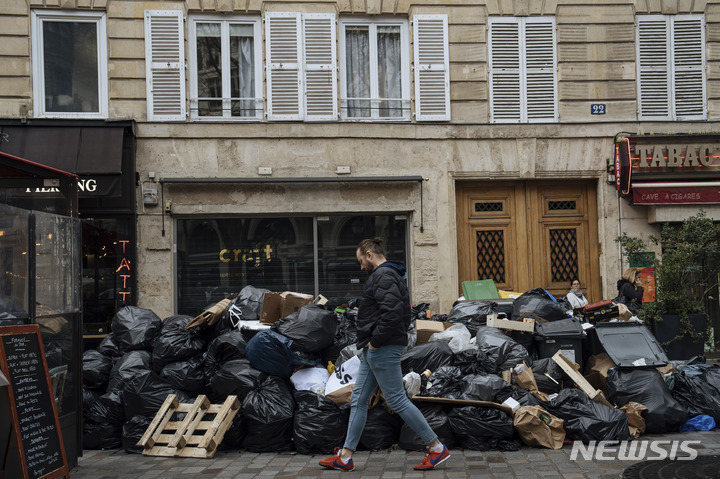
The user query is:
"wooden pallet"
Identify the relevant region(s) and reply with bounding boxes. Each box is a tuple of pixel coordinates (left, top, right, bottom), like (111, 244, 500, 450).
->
(551, 351, 614, 408)
(137, 394, 240, 458)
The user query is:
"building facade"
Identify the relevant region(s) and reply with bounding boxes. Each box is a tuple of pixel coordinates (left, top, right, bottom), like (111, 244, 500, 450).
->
(2, 0, 720, 322)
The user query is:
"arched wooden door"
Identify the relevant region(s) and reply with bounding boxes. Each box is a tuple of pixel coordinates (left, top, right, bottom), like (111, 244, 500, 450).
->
(456, 180, 600, 302)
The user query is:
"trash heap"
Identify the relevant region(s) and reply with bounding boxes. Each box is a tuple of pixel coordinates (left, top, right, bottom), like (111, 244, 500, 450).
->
(81, 286, 720, 455)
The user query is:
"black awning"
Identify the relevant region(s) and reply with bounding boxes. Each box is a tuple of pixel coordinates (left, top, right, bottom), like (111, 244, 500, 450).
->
(0, 126, 123, 175)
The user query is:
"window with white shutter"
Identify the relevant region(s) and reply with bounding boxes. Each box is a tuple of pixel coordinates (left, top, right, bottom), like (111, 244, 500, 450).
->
(144, 10, 186, 121)
(637, 14, 705, 121)
(266, 12, 337, 121)
(489, 17, 557, 123)
(413, 14, 450, 121)
(339, 18, 410, 120)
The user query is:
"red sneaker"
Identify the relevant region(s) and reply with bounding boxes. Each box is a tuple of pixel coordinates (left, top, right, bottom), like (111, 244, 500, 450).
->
(319, 448, 355, 472)
(413, 445, 450, 470)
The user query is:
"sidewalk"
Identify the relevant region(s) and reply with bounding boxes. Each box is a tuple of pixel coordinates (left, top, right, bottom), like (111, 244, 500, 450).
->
(71, 430, 720, 479)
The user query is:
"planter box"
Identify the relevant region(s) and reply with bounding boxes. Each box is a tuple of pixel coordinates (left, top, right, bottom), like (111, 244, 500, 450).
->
(652, 313, 706, 360)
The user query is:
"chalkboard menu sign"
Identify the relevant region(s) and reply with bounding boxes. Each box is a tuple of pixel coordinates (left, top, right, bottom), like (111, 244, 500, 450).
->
(0, 325, 69, 479)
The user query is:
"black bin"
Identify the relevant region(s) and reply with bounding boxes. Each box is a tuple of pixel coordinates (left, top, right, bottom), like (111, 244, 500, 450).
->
(534, 318, 586, 369)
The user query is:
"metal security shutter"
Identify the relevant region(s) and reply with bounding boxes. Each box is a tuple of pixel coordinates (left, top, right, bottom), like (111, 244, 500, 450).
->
(303, 14, 337, 121)
(489, 19, 521, 123)
(524, 18, 557, 122)
(413, 14, 450, 121)
(144, 10, 186, 121)
(637, 16, 671, 120)
(673, 15, 705, 120)
(266, 12, 302, 120)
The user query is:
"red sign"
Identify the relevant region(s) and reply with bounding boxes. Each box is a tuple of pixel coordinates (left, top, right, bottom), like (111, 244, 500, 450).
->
(632, 186, 720, 205)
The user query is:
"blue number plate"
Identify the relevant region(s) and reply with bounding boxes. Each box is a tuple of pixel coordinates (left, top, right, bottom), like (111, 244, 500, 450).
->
(591, 104, 606, 115)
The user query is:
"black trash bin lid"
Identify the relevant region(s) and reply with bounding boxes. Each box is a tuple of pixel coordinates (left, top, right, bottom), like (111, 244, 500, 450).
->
(594, 321, 668, 367)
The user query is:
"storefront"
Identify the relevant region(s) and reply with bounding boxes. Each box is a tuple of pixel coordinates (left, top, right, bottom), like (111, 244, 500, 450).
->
(0, 121, 136, 345)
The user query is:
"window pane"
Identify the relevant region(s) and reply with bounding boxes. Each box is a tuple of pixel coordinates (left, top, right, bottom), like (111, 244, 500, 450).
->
(345, 26, 371, 117)
(230, 24, 255, 117)
(318, 215, 408, 301)
(196, 23, 223, 116)
(377, 26, 402, 118)
(176, 217, 315, 315)
(43, 21, 99, 113)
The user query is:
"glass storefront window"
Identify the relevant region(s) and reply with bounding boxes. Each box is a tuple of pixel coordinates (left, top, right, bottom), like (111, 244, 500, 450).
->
(0, 204, 30, 320)
(176, 214, 408, 315)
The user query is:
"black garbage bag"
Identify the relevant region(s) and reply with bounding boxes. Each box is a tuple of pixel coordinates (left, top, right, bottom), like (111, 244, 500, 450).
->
(272, 304, 337, 353)
(425, 366, 465, 399)
(111, 306, 162, 352)
(293, 390, 350, 454)
(97, 332, 123, 359)
(107, 350, 152, 393)
(358, 405, 403, 451)
(401, 342, 454, 376)
(123, 370, 191, 420)
(204, 329, 248, 379)
(448, 406, 518, 451)
(86, 390, 126, 427)
(475, 326, 530, 372)
(322, 310, 357, 364)
(241, 376, 295, 452)
(152, 314, 207, 372)
(460, 373, 513, 402)
(508, 330, 536, 358)
(495, 388, 543, 407)
(219, 412, 247, 450)
(337, 344, 363, 368)
(235, 285, 269, 321)
(607, 368, 687, 434)
(452, 347, 496, 375)
(672, 355, 706, 372)
(399, 404, 457, 451)
(246, 329, 316, 379)
(123, 415, 151, 454)
(539, 388, 630, 442)
(671, 365, 720, 423)
(446, 301, 494, 336)
(209, 359, 267, 402)
(160, 354, 207, 396)
(83, 349, 114, 390)
(511, 289, 568, 321)
(83, 421, 122, 450)
(531, 358, 563, 394)
(83, 388, 102, 413)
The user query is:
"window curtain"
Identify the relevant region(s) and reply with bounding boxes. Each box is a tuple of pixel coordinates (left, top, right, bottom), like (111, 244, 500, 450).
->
(230, 25, 254, 117)
(377, 26, 401, 117)
(345, 26, 370, 117)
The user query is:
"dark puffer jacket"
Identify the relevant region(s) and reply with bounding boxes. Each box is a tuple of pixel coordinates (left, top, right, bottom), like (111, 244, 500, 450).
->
(356, 261, 411, 349)
(616, 279, 644, 312)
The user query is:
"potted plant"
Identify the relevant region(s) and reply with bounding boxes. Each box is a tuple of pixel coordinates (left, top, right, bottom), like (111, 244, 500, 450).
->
(615, 211, 720, 360)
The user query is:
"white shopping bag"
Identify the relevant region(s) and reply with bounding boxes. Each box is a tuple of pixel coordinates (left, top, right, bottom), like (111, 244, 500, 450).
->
(324, 354, 361, 404)
(291, 367, 330, 395)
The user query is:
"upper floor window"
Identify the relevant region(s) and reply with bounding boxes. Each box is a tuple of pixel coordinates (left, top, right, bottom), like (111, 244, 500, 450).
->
(188, 16, 263, 120)
(637, 15, 706, 121)
(31, 10, 108, 118)
(339, 18, 410, 120)
(488, 17, 557, 123)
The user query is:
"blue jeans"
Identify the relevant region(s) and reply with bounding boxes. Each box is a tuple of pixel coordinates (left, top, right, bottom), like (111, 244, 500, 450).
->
(343, 345, 438, 451)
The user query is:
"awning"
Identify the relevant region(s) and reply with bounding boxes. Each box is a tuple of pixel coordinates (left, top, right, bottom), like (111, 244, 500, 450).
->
(0, 126, 123, 175)
(632, 182, 720, 205)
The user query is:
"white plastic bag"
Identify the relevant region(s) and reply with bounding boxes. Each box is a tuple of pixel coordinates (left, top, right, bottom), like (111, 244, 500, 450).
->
(291, 367, 330, 395)
(324, 354, 361, 404)
(429, 324, 472, 353)
(403, 371, 421, 397)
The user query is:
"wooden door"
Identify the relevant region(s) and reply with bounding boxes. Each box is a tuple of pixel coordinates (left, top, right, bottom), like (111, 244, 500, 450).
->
(456, 181, 600, 302)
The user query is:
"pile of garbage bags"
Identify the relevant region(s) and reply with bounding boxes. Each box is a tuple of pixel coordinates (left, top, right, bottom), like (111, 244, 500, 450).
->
(82, 286, 719, 455)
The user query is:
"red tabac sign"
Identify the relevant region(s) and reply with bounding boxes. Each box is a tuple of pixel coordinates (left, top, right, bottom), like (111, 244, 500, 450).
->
(633, 186, 720, 205)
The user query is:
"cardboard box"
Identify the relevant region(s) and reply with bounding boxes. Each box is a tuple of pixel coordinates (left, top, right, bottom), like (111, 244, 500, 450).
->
(415, 320, 454, 344)
(583, 353, 617, 393)
(260, 291, 314, 325)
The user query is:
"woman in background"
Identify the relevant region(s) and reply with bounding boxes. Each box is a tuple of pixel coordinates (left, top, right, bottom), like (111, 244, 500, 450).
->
(615, 267, 644, 313)
(565, 278, 589, 310)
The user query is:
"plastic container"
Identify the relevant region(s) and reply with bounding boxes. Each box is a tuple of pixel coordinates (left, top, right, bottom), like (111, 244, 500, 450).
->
(535, 334, 585, 369)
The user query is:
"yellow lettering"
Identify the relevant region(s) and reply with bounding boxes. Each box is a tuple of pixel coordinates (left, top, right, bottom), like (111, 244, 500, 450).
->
(264, 245, 273, 261)
(219, 249, 231, 263)
(233, 249, 242, 262)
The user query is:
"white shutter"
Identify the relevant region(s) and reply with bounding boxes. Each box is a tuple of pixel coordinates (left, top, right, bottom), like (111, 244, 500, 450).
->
(524, 19, 556, 122)
(144, 10, 186, 121)
(637, 16, 671, 120)
(413, 15, 450, 121)
(489, 19, 521, 123)
(266, 12, 302, 120)
(302, 14, 337, 121)
(673, 15, 705, 119)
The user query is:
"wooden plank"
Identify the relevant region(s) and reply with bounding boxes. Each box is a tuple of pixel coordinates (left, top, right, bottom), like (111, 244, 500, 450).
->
(487, 313, 535, 332)
(138, 394, 179, 448)
(168, 395, 209, 449)
(551, 351, 613, 408)
(198, 395, 239, 451)
(412, 395, 513, 415)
